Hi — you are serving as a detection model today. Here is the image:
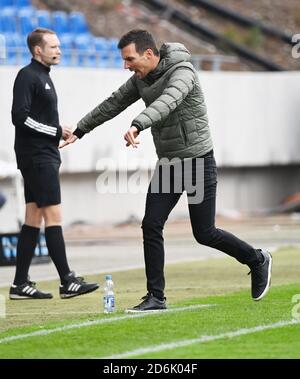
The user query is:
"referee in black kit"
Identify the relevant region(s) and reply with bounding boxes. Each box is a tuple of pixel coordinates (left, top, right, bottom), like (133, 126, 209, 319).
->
(10, 28, 99, 300)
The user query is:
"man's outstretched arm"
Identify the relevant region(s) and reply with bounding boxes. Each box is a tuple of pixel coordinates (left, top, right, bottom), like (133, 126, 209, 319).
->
(60, 76, 140, 148)
(61, 125, 141, 149)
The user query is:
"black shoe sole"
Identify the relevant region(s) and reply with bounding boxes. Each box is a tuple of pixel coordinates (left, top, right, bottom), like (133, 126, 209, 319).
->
(125, 307, 167, 313)
(60, 284, 99, 299)
(9, 294, 53, 300)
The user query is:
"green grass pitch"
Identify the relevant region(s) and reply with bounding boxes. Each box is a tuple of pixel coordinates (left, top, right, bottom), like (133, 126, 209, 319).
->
(0, 247, 299, 358)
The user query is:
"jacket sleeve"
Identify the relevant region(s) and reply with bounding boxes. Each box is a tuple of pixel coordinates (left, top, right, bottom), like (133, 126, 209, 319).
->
(131, 67, 195, 131)
(11, 70, 62, 139)
(73, 75, 140, 138)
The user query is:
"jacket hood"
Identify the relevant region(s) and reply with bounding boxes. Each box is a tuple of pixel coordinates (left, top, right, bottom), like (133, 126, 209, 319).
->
(146, 43, 191, 81)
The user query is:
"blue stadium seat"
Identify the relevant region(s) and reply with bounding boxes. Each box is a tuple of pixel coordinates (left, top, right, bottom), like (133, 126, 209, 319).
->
(74, 33, 92, 48)
(0, 17, 4, 34)
(69, 12, 89, 34)
(0, 6, 19, 16)
(3, 33, 26, 64)
(1, 30, 30, 66)
(0, 3, 123, 68)
(16, 5, 34, 17)
(17, 6, 35, 21)
(98, 51, 110, 68)
(107, 38, 121, 68)
(15, 33, 29, 65)
(112, 54, 123, 69)
(52, 11, 69, 34)
(59, 33, 74, 48)
(103, 50, 120, 69)
(0, 37, 5, 65)
(21, 50, 31, 64)
(13, 32, 27, 49)
(0, 8, 17, 33)
(93, 37, 110, 68)
(59, 33, 74, 66)
(3, 33, 17, 64)
(107, 38, 119, 51)
(14, 0, 31, 8)
(36, 10, 52, 29)
(94, 36, 109, 51)
(17, 6, 34, 14)
(0, 0, 14, 7)
(74, 34, 94, 66)
(19, 12, 37, 34)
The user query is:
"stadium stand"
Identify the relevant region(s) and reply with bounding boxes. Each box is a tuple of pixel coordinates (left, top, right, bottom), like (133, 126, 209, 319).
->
(0, 0, 123, 68)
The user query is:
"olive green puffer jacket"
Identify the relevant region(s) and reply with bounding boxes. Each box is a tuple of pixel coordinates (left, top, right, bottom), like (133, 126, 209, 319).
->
(75, 43, 213, 160)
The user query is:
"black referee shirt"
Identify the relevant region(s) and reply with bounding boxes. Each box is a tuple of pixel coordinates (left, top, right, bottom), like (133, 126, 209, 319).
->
(11, 58, 62, 169)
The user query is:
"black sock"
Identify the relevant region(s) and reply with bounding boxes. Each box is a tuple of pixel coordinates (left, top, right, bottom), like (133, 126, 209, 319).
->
(45, 225, 71, 284)
(13, 224, 40, 285)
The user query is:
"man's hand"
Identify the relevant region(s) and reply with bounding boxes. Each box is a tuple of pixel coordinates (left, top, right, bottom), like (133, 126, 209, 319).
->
(124, 126, 140, 148)
(59, 134, 78, 149)
(62, 125, 73, 141)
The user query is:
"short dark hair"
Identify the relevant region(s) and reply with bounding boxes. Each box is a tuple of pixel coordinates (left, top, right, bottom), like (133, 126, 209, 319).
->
(27, 28, 56, 55)
(118, 29, 159, 56)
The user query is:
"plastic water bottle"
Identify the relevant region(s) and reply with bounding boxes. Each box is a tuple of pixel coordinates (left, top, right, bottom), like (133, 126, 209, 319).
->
(104, 275, 115, 314)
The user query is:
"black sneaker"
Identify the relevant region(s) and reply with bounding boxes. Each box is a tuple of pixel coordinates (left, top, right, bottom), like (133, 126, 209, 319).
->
(60, 271, 99, 299)
(248, 250, 272, 301)
(9, 280, 53, 300)
(126, 293, 167, 313)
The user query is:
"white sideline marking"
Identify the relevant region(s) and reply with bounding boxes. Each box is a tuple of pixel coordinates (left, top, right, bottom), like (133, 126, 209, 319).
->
(104, 318, 300, 359)
(0, 304, 214, 344)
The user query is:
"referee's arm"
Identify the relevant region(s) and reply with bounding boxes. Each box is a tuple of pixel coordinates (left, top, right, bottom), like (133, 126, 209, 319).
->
(11, 70, 62, 139)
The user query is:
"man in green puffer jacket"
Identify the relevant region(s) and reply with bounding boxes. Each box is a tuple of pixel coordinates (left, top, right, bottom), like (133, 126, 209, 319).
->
(61, 30, 272, 311)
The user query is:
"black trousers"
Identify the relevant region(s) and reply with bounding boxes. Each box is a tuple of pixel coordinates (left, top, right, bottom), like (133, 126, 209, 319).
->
(142, 150, 261, 299)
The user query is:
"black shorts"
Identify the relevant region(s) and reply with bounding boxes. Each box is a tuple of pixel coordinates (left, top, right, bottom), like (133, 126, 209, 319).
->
(20, 163, 61, 208)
